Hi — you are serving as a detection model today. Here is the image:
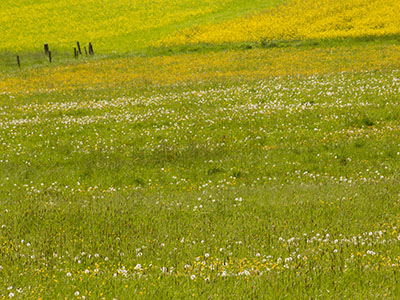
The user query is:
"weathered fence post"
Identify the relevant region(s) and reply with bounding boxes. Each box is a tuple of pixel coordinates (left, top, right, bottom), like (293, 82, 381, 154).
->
(88, 42, 94, 55)
(17, 56, 20, 68)
(84, 47, 88, 55)
(77, 41, 82, 55)
(48, 51, 52, 63)
(74, 47, 78, 58)
(44, 44, 49, 55)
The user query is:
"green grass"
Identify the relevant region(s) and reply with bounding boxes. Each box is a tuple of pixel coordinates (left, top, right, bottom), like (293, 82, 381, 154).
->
(1, 62, 400, 298)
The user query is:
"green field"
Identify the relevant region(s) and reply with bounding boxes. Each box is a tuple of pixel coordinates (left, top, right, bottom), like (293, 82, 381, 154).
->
(1, 0, 400, 299)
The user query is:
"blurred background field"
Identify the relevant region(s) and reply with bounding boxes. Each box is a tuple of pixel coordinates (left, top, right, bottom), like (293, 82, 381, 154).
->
(1, 0, 400, 57)
(0, 0, 282, 53)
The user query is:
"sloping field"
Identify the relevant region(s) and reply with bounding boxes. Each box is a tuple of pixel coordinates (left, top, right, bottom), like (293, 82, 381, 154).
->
(159, 0, 400, 46)
(0, 0, 282, 53)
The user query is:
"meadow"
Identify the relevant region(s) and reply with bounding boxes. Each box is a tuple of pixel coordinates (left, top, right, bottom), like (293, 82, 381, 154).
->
(1, 0, 400, 299)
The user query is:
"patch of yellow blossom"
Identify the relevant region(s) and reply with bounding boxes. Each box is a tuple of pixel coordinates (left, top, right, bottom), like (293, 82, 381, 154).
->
(158, 0, 400, 46)
(1, 44, 400, 95)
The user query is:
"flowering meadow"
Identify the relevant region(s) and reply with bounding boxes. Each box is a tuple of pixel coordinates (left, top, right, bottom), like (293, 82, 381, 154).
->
(2, 0, 400, 299)
(2, 41, 400, 298)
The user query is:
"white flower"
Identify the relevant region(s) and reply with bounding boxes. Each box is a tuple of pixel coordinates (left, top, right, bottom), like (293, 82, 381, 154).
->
(191, 274, 196, 280)
(66, 272, 72, 277)
(8, 293, 14, 298)
(84, 269, 90, 274)
(205, 253, 209, 258)
(74, 291, 80, 296)
(135, 264, 142, 270)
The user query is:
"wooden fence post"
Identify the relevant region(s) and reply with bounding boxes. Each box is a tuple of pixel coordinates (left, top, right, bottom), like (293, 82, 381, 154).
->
(88, 42, 94, 55)
(48, 51, 52, 63)
(17, 56, 20, 68)
(44, 44, 49, 55)
(74, 47, 78, 58)
(77, 41, 82, 55)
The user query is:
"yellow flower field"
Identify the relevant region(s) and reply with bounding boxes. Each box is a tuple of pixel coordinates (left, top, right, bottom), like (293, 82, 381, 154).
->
(1, 44, 400, 95)
(158, 0, 400, 47)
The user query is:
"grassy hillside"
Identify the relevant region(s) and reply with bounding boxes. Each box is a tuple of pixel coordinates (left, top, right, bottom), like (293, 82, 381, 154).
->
(0, 0, 282, 53)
